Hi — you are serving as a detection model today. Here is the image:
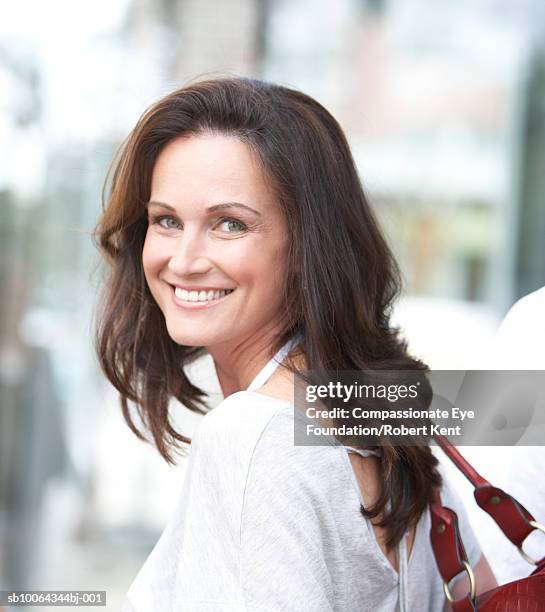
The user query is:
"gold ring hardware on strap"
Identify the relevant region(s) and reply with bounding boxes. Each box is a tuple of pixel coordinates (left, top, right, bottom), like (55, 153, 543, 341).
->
(517, 520, 545, 565)
(443, 560, 476, 603)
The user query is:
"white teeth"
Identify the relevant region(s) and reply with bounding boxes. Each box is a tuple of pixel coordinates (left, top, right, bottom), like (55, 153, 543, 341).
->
(174, 287, 234, 302)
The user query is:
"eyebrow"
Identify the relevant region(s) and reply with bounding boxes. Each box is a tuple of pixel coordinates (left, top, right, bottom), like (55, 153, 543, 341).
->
(146, 200, 261, 217)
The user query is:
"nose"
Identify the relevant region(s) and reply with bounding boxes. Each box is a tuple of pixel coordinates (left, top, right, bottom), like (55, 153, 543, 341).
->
(167, 226, 213, 277)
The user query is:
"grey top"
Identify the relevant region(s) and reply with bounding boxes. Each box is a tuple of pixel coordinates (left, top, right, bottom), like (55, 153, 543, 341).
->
(122, 338, 481, 611)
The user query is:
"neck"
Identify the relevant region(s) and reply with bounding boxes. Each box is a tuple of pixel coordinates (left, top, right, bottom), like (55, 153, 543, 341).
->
(208, 320, 290, 398)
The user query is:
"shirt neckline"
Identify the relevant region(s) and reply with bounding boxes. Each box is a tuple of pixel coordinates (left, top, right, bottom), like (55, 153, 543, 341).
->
(245, 333, 303, 393)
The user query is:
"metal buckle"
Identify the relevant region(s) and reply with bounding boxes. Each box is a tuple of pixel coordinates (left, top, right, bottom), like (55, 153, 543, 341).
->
(443, 559, 476, 603)
(517, 520, 545, 565)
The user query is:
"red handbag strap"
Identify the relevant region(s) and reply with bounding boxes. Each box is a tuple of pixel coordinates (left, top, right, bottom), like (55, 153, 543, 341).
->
(430, 488, 478, 612)
(433, 433, 537, 547)
(430, 434, 545, 610)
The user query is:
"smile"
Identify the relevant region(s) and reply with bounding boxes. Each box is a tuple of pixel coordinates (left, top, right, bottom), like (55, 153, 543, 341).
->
(171, 286, 236, 310)
(174, 287, 235, 302)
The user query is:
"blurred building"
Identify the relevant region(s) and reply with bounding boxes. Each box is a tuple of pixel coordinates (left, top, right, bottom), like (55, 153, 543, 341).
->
(264, 0, 545, 312)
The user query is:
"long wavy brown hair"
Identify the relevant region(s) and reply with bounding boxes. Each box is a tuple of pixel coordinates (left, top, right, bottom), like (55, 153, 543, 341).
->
(94, 76, 442, 551)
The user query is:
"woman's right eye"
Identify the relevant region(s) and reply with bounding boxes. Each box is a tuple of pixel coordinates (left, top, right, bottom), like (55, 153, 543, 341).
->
(153, 216, 181, 230)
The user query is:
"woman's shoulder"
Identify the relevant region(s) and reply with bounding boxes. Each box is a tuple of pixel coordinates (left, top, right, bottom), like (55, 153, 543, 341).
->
(196, 390, 290, 440)
(189, 391, 294, 468)
(192, 391, 342, 482)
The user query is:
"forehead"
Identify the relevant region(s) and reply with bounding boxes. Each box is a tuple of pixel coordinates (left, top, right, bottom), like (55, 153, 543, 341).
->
(150, 133, 277, 212)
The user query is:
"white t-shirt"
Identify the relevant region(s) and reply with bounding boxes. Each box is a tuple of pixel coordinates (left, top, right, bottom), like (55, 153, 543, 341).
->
(122, 341, 481, 612)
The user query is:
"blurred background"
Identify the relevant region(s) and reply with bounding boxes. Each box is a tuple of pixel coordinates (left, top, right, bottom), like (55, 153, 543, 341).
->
(1, 0, 545, 609)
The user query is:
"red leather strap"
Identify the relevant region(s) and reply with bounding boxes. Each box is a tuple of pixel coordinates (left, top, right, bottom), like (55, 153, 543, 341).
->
(430, 488, 477, 611)
(473, 485, 536, 547)
(430, 435, 545, 609)
(434, 434, 489, 488)
(434, 434, 538, 546)
(430, 489, 471, 583)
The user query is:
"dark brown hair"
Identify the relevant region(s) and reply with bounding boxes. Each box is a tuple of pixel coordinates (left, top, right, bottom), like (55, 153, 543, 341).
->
(94, 76, 442, 551)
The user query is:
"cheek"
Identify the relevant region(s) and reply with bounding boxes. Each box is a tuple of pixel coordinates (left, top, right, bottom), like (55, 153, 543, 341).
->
(224, 239, 287, 289)
(247, 245, 288, 302)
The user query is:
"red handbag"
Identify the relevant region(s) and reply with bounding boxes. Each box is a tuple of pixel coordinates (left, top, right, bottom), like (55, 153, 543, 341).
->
(430, 434, 545, 611)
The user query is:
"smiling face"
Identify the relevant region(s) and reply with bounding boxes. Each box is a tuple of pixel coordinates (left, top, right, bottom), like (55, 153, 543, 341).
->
(142, 132, 289, 352)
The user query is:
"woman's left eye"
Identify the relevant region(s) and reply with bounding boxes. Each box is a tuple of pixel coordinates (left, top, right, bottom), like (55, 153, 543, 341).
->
(217, 218, 247, 233)
(156, 216, 180, 230)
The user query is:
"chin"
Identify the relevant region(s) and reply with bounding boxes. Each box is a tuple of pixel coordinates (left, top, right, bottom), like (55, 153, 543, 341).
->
(164, 324, 224, 349)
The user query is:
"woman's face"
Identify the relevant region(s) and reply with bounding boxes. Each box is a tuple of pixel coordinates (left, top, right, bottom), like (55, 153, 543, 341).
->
(142, 133, 289, 350)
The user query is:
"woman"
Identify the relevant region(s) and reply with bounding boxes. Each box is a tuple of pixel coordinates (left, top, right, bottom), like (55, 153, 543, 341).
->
(94, 77, 496, 611)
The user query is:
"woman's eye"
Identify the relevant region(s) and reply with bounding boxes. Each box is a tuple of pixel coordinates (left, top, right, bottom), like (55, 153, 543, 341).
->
(155, 216, 180, 230)
(217, 218, 247, 233)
